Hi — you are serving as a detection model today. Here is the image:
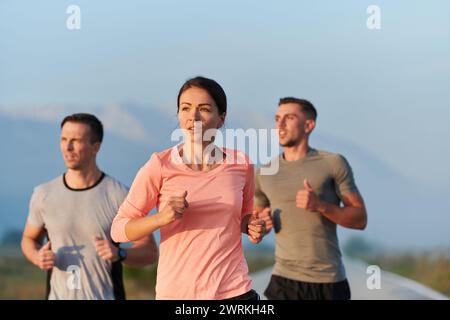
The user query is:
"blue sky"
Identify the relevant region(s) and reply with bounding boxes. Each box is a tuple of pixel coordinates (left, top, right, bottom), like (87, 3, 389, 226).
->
(1, 0, 450, 186)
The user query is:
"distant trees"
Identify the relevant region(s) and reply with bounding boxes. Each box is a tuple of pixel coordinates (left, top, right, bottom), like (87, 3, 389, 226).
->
(1, 229, 22, 246)
(343, 236, 377, 258)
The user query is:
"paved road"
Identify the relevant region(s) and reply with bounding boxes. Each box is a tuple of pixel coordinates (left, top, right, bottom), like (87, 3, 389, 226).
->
(250, 257, 448, 300)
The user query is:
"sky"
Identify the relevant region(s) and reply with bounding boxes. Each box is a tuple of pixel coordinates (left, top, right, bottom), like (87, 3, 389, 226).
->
(1, 0, 450, 185)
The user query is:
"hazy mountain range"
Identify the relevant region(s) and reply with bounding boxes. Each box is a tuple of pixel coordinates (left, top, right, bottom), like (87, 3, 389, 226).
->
(0, 104, 449, 250)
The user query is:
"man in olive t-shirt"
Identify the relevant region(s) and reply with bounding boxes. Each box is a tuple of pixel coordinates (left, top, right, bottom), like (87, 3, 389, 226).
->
(256, 98, 368, 300)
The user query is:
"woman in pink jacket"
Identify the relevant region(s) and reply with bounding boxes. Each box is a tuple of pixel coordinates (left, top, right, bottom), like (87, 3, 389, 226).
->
(111, 76, 266, 300)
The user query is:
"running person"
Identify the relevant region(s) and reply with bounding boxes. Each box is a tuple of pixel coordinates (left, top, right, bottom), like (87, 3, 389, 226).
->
(111, 77, 266, 300)
(21, 113, 158, 300)
(256, 98, 368, 300)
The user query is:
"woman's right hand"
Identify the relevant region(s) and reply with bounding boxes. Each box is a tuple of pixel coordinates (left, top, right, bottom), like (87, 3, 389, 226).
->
(157, 191, 189, 226)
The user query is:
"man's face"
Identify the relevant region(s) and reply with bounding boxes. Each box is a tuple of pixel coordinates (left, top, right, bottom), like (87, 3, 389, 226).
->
(275, 103, 314, 147)
(60, 122, 100, 170)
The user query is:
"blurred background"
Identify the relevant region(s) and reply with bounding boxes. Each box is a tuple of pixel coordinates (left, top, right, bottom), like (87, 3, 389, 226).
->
(0, 0, 449, 299)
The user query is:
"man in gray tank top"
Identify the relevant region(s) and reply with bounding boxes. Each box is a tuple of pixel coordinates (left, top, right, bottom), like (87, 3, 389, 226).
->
(256, 98, 368, 300)
(21, 113, 158, 300)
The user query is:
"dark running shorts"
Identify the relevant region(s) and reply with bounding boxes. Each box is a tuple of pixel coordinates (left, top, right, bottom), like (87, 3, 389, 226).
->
(224, 289, 260, 300)
(264, 274, 351, 300)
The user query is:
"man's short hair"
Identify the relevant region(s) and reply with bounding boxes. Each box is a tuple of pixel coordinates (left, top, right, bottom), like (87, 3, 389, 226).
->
(278, 97, 317, 121)
(60, 113, 103, 144)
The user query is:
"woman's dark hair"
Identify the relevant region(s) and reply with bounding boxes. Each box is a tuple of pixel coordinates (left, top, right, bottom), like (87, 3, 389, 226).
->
(177, 76, 227, 115)
(60, 113, 103, 144)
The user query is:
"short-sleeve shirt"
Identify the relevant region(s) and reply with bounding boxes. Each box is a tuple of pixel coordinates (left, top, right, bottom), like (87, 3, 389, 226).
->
(255, 148, 359, 283)
(27, 173, 129, 299)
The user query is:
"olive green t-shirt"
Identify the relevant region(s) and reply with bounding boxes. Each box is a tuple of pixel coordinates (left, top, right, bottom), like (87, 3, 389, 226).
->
(255, 148, 359, 283)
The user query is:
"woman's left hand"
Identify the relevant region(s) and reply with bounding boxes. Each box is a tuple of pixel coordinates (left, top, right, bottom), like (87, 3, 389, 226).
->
(247, 211, 266, 244)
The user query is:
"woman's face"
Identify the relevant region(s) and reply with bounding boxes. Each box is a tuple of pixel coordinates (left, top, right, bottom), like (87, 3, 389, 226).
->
(178, 86, 225, 143)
